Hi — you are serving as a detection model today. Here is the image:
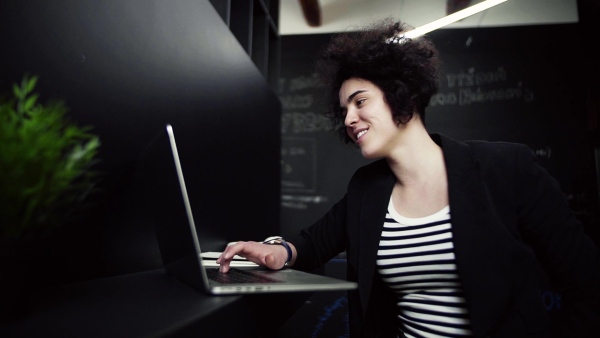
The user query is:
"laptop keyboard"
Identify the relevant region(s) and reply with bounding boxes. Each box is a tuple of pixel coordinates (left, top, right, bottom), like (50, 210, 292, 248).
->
(206, 268, 282, 284)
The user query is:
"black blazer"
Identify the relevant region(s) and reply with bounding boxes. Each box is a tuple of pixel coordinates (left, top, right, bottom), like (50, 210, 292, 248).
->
(289, 134, 600, 337)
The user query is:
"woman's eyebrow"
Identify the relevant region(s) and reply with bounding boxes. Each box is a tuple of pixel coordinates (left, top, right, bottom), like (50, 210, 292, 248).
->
(345, 90, 367, 104)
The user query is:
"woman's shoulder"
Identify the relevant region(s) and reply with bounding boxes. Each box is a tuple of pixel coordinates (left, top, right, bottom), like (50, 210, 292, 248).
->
(436, 134, 538, 174)
(438, 134, 534, 161)
(464, 140, 542, 180)
(466, 139, 533, 159)
(464, 139, 531, 151)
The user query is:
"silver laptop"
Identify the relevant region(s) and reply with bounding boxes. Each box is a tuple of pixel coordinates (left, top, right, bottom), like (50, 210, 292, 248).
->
(140, 124, 357, 295)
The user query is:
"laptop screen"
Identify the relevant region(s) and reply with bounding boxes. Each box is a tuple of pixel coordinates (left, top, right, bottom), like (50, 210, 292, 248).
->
(140, 124, 208, 290)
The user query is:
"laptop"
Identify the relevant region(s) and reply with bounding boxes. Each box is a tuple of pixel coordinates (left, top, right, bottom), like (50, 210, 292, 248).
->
(139, 124, 357, 295)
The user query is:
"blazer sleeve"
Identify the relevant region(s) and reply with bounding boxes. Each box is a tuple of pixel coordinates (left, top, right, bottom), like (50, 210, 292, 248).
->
(514, 144, 600, 332)
(286, 194, 349, 271)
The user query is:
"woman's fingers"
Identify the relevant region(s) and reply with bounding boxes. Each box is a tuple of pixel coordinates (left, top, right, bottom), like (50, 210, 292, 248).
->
(217, 241, 286, 272)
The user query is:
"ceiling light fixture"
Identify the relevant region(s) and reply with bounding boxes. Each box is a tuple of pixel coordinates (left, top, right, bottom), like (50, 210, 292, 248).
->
(403, 0, 508, 40)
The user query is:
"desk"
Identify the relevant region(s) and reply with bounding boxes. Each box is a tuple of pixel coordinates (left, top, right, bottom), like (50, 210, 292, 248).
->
(0, 268, 312, 337)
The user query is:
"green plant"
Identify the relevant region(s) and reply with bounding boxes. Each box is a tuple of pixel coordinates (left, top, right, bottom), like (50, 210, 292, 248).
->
(0, 75, 100, 239)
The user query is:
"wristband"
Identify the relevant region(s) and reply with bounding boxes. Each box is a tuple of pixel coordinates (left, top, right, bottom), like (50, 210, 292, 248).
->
(262, 236, 292, 268)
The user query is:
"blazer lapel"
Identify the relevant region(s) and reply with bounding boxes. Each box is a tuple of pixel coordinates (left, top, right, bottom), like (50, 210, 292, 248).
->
(356, 160, 395, 316)
(437, 134, 512, 336)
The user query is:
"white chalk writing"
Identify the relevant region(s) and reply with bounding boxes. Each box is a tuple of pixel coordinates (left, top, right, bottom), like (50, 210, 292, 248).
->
(446, 67, 507, 88)
(281, 112, 331, 134)
(535, 147, 552, 159)
(431, 66, 534, 107)
(287, 74, 322, 92)
(281, 194, 329, 209)
(279, 94, 314, 110)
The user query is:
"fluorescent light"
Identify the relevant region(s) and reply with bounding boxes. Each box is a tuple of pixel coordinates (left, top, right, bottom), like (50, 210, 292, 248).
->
(403, 0, 508, 39)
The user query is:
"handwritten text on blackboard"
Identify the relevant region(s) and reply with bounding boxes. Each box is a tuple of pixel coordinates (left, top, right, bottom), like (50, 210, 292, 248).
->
(431, 67, 535, 107)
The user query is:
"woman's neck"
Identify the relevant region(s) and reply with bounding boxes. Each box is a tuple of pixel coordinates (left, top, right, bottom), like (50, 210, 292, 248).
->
(385, 124, 445, 188)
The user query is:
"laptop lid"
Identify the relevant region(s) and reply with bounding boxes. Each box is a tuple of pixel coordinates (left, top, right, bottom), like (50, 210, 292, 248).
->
(140, 124, 357, 294)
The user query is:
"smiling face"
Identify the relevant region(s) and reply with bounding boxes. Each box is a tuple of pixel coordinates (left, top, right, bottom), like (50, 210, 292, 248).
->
(340, 78, 402, 159)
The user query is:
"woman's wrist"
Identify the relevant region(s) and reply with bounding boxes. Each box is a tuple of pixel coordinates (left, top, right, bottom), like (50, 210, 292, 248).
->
(262, 236, 292, 268)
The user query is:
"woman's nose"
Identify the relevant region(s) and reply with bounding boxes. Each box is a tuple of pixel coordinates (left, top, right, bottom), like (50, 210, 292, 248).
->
(344, 109, 358, 126)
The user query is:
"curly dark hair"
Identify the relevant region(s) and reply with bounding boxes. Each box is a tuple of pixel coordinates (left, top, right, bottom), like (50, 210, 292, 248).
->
(315, 18, 440, 144)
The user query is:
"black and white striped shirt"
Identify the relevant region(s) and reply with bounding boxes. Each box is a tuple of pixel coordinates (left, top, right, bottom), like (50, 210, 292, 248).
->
(377, 198, 473, 337)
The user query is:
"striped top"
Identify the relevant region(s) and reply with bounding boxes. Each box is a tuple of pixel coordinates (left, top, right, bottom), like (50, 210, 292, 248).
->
(376, 198, 473, 337)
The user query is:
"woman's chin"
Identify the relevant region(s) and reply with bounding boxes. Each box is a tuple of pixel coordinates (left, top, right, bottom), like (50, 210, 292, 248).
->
(360, 149, 380, 159)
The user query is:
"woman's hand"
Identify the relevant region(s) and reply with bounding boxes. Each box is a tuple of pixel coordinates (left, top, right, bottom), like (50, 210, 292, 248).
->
(216, 241, 292, 273)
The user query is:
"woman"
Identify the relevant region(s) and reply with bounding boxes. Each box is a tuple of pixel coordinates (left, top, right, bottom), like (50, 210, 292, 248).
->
(218, 19, 600, 337)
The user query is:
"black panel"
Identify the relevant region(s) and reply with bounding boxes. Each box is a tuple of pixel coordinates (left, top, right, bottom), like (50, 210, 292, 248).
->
(0, 0, 281, 285)
(230, 0, 254, 54)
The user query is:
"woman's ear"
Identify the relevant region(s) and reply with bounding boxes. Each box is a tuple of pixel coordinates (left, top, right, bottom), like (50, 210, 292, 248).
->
(396, 111, 415, 125)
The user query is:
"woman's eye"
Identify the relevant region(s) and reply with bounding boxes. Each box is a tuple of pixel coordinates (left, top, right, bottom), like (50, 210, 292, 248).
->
(356, 99, 366, 106)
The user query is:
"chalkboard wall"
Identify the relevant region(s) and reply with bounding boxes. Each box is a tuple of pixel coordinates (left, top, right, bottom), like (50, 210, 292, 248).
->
(278, 24, 598, 243)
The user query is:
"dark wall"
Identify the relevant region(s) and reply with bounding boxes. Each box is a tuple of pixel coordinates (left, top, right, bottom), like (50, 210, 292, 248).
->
(278, 23, 599, 243)
(0, 0, 281, 285)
